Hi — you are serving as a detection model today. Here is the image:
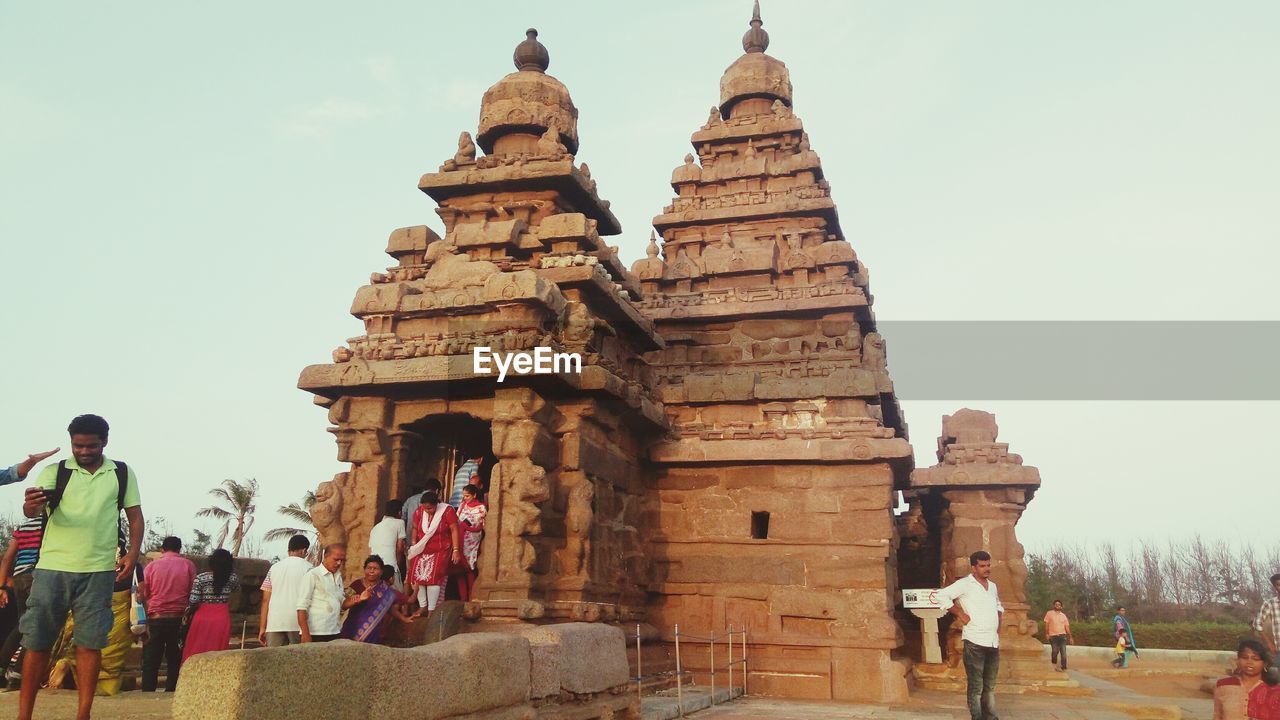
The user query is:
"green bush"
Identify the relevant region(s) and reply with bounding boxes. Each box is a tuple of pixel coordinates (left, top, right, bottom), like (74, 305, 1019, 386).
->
(1036, 619, 1253, 651)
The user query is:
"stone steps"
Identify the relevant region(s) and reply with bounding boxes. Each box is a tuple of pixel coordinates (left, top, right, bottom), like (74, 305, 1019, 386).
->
(640, 685, 744, 720)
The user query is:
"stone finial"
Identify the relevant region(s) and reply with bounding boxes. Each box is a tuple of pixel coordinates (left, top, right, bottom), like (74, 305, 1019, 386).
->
(646, 231, 660, 258)
(742, 0, 769, 54)
(514, 28, 550, 72)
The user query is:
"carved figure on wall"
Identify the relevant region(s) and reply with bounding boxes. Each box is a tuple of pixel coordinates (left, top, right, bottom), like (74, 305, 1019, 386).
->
(564, 478, 595, 577)
(862, 332, 886, 373)
(536, 122, 567, 157)
(455, 131, 476, 164)
(420, 240, 500, 290)
(310, 475, 348, 546)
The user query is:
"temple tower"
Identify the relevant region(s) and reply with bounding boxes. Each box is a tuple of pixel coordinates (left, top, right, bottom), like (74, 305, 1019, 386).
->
(633, 4, 914, 702)
(298, 30, 666, 623)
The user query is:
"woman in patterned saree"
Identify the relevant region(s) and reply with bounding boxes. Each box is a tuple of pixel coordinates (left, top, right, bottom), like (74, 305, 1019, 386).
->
(339, 556, 414, 644)
(455, 484, 486, 601)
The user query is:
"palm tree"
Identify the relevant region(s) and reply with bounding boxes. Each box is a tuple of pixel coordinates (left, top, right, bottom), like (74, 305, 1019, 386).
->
(195, 478, 260, 556)
(264, 491, 319, 562)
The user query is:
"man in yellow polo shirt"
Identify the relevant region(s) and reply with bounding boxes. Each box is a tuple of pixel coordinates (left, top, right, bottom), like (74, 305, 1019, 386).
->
(18, 414, 144, 720)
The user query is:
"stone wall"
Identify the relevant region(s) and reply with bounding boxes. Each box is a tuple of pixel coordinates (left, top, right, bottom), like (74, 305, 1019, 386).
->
(173, 623, 636, 720)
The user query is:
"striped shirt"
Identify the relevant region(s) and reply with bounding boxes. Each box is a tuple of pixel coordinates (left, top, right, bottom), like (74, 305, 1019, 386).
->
(11, 516, 46, 576)
(1255, 596, 1280, 651)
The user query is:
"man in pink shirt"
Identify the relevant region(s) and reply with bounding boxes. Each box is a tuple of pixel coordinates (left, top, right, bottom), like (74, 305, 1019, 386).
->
(1043, 599, 1074, 671)
(137, 537, 195, 692)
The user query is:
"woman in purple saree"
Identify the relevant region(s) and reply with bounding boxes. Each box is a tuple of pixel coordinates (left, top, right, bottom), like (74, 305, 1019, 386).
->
(340, 556, 414, 644)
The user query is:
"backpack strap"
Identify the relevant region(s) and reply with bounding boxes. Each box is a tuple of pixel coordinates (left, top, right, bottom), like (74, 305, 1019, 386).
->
(114, 462, 128, 511)
(48, 461, 73, 512)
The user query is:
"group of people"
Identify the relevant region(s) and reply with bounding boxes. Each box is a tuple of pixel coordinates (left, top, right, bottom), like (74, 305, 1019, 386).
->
(938, 551, 1280, 720)
(256, 456, 489, 647)
(0, 417, 492, 720)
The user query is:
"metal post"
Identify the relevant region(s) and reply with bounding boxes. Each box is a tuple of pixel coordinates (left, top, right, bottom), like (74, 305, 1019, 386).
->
(742, 627, 749, 696)
(709, 630, 716, 704)
(635, 624, 642, 708)
(674, 624, 684, 717)
(727, 624, 734, 695)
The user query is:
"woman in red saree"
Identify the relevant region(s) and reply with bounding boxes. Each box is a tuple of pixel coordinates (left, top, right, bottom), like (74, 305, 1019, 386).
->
(407, 491, 460, 615)
(339, 556, 414, 644)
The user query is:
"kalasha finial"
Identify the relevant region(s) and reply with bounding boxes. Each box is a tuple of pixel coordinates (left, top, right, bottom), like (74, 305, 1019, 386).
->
(514, 28, 550, 72)
(647, 231, 660, 258)
(742, 0, 769, 54)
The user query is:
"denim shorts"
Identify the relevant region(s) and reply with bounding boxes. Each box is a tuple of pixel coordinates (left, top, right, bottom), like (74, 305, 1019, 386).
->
(19, 569, 115, 651)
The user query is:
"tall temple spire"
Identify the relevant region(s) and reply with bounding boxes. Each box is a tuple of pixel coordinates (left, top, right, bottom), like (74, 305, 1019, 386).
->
(742, 0, 769, 53)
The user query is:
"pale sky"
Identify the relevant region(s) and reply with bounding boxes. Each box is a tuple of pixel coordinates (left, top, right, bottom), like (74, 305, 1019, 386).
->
(2, 1, 1277, 557)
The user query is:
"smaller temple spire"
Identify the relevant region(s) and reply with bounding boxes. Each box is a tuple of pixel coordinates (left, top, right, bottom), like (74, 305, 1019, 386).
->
(742, 1, 769, 54)
(514, 28, 550, 72)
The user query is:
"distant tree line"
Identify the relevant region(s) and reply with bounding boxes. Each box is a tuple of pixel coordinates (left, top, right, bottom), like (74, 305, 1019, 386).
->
(1027, 536, 1280, 624)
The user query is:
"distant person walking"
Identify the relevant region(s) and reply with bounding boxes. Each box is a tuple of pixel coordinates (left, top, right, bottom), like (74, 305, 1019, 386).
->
(181, 549, 239, 665)
(1253, 573, 1280, 661)
(257, 535, 313, 647)
(1043, 599, 1073, 671)
(1112, 606, 1138, 668)
(138, 536, 196, 692)
(938, 550, 1004, 720)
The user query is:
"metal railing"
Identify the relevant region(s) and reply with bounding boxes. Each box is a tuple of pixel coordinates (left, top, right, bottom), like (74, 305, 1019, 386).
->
(630, 624, 748, 717)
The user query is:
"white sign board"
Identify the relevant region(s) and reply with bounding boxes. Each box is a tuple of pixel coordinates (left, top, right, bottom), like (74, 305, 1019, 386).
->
(902, 588, 942, 609)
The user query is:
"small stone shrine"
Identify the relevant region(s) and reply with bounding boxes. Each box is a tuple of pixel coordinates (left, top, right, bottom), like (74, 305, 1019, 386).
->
(297, 3, 1048, 703)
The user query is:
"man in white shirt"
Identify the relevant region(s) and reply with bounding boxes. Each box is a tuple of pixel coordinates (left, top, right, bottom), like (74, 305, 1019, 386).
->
(256, 535, 313, 647)
(936, 550, 1004, 720)
(368, 500, 407, 587)
(297, 543, 347, 643)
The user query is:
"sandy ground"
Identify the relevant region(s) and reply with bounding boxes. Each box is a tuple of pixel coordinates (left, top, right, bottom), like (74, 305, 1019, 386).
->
(1066, 651, 1226, 699)
(0, 688, 174, 719)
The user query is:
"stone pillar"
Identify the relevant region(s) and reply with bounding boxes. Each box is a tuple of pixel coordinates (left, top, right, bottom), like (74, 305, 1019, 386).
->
(910, 608, 947, 664)
(475, 387, 561, 618)
(312, 396, 393, 580)
(909, 409, 1076, 692)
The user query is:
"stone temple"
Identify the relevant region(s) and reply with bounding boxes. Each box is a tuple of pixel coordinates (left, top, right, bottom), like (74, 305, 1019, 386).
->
(298, 4, 1049, 702)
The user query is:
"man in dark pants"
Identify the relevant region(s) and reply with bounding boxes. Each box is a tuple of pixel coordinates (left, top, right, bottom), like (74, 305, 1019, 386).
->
(138, 536, 195, 691)
(1043, 598, 1074, 671)
(938, 550, 1004, 720)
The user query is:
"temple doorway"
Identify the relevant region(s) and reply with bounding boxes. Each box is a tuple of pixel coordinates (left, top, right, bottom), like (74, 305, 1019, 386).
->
(399, 414, 495, 504)
(400, 413, 496, 603)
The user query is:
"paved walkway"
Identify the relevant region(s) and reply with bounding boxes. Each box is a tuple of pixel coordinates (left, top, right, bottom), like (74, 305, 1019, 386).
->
(0, 669, 1215, 720)
(643, 670, 1212, 720)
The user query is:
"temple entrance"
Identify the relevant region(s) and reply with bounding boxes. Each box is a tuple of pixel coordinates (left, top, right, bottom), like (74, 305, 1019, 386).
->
(399, 414, 495, 504)
(399, 413, 497, 603)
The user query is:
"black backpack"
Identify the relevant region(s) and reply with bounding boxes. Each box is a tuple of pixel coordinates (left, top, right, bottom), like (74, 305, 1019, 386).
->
(48, 460, 130, 543)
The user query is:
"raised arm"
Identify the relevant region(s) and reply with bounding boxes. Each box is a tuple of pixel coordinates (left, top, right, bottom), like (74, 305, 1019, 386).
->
(7, 449, 59, 485)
